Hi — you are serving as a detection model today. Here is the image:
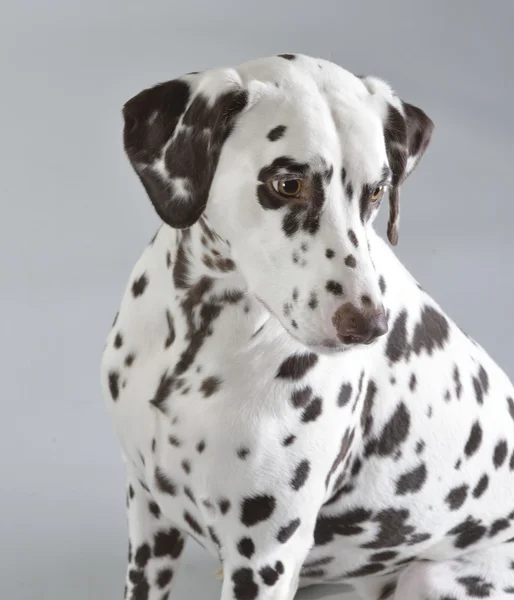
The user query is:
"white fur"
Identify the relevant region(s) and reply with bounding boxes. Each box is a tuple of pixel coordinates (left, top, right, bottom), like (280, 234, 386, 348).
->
(102, 54, 514, 600)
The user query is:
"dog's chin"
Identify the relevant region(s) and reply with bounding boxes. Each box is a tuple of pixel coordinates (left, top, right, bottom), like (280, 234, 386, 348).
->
(287, 331, 351, 356)
(291, 331, 381, 356)
(303, 340, 351, 356)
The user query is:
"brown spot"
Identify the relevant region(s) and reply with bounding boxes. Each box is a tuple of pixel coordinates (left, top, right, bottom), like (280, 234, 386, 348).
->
(237, 447, 250, 460)
(345, 563, 386, 577)
(156, 568, 173, 589)
(409, 373, 417, 391)
(168, 435, 181, 447)
(348, 229, 358, 247)
(378, 581, 397, 600)
(301, 397, 322, 423)
(184, 511, 204, 536)
(325, 428, 355, 488)
(153, 527, 185, 559)
(308, 292, 318, 310)
(493, 440, 508, 468)
(241, 494, 276, 527)
(451, 364, 462, 399)
(314, 507, 372, 545)
(473, 376, 484, 405)
(489, 518, 510, 537)
(108, 371, 120, 401)
(283, 434, 296, 446)
(507, 397, 514, 421)
(164, 310, 175, 348)
(202, 254, 214, 269)
(290, 460, 310, 491)
(448, 516, 487, 549)
(200, 376, 222, 398)
(361, 380, 377, 436)
(395, 463, 427, 495)
(291, 386, 312, 408)
(237, 537, 255, 558)
(150, 371, 176, 411)
(365, 402, 410, 458)
(155, 467, 177, 496)
(345, 255, 357, 268)
(184, 486, 196, 504)
(277, 518, 301, 543)
(446, 485, 468, 510)
(326, 280, 343, 296)
(267, 125, 287, 141)
(132, 273, 148, 297)
(457, 576, 494, 598)
(412, 306, 450, 356)
(231, 568, 259, 600)
(464, 421, 482, 457)
(337, 382, 353, 407)
(378, 276, 386, 294)
(472, 474, 489, 498)
(361, 294, 372, 306)
(385, 310, 408, 363)
(276, 353, 318, 380)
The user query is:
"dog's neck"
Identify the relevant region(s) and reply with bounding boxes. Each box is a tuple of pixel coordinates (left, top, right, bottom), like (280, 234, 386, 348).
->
(171, 217, 247, 294)
(168, 218, 304, 356)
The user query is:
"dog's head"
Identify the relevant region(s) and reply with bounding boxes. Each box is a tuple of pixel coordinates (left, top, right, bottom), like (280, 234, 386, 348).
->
(123, 54, 433, 354)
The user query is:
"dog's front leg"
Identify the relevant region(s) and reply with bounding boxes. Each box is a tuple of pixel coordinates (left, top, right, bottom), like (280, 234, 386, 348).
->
(124, 472, 187, 600)
(215, 495, 319, 600)
(219, 538, 311, 600)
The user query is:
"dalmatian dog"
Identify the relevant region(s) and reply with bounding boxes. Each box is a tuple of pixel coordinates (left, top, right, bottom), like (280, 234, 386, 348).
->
(101, 54, 514, 600)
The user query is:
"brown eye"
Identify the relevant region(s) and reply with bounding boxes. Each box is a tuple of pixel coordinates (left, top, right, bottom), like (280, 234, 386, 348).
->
(273, 178, 303, 197)
(370, 186, 385, 202)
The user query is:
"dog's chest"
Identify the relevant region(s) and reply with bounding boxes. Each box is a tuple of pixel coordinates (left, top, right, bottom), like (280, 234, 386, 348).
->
(118, 336, 367, 496)
(114, 342, 371, 559)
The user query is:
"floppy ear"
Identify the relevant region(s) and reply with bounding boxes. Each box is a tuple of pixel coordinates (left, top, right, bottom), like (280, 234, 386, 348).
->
(123, 70, 249, 229)
(361, 76, 434, 245)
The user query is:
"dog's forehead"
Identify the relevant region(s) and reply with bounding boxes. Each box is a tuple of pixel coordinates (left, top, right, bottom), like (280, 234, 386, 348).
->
(234, 55, 388, 178)
(237, 54, 365, 95)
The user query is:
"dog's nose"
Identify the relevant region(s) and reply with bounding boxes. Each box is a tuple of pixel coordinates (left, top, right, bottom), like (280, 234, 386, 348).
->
(332, 302, 388, 345)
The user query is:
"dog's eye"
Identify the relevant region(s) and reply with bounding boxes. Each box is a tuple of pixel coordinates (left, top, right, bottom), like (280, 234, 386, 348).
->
(273, 178, 303, 197)
(370, 186, 385, 202)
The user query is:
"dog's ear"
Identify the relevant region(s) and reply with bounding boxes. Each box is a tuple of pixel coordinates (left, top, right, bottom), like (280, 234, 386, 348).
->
(361, 76, 434, 245)
(123, 70, 249, 229)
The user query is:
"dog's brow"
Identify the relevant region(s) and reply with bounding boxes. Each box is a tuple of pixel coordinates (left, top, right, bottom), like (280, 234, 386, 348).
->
(381, 165, 392, 180)
(282, 164, 311, 177)
(379, 165, 392, 185)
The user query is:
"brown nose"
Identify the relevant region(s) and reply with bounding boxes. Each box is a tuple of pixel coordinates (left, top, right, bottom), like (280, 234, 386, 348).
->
(332, 302, 388, 345)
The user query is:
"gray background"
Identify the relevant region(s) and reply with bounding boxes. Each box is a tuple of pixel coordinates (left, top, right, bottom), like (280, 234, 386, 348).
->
(1, 1, 513, 598)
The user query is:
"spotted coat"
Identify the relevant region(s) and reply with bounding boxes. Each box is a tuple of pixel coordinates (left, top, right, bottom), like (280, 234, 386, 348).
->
(102, 54, 514, 600)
